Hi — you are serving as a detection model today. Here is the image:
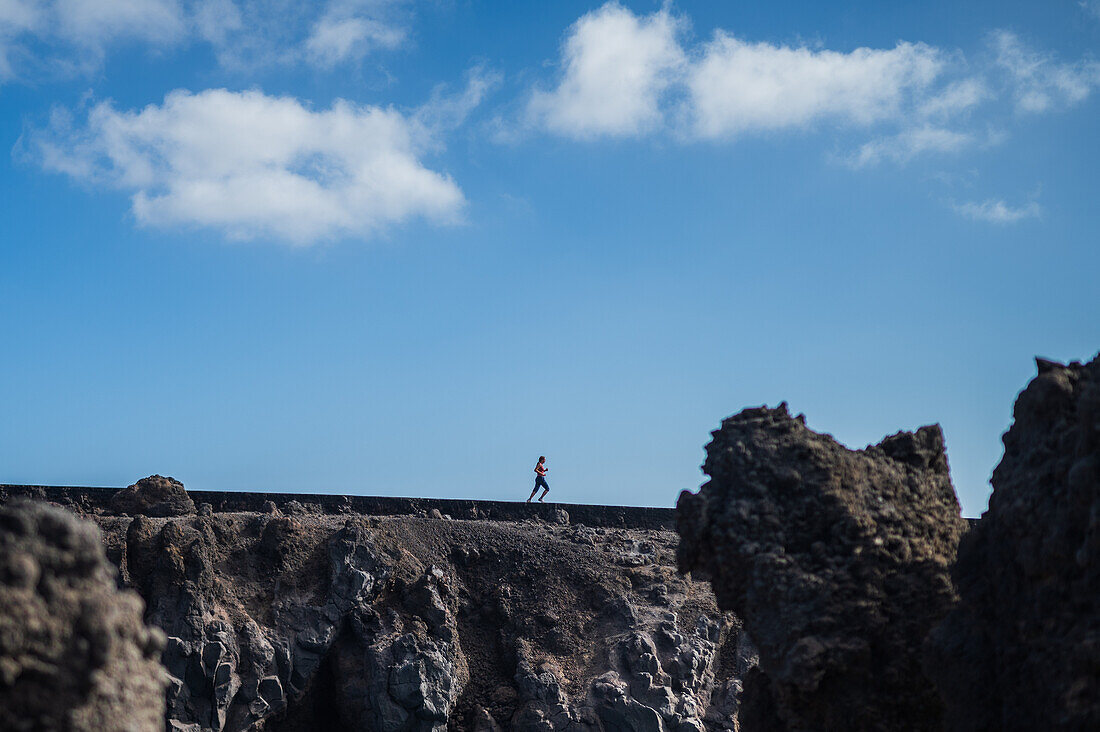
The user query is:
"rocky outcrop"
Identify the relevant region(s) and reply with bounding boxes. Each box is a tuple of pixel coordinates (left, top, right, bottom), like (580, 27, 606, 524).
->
(110, 474, 196, 517)
(95, 507, 749, 730)
(0, 500, 167, 732)
(506, 605, 741, 731)
(319, 556, 467, 730)
(927, 355, 1100, 730)
(124, 513, 412, 731)
(677, 404, 967, 731)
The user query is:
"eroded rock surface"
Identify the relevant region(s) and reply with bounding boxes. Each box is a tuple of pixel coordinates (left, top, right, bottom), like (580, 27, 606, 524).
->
(677, 404, 967, 731)
(86, 508, 750, 731)
(0, 500, 166, 732)
(928, 355, 1100, 730)
(110, 474, 196, 517)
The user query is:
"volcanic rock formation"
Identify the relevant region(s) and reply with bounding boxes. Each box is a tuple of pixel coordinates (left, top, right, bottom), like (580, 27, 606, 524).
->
(927, 355, 1100, 730)
(0, 500, 167, 732)
(677, 404, 967, 731)
(110, 474, 196, 517)
(79, 491, 749, 731)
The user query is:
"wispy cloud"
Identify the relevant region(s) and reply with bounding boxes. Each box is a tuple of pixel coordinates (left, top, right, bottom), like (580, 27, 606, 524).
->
(416, 65, 502, 134)
(991, 30, 1100, 113)
(192, 0, 241, 47)
(198, 0, 412, 71)
(23, 87, 473, 244)
(952, 197, 1041, 224)
(851, 126, 978, 167)
(57, 0, 186, 47)
(918, 78, 988, 119)
(0, 0, 187, 81)
(195, 0, 413, 71)
(304, 14, 404, 68)
(0, 0, 412, 82)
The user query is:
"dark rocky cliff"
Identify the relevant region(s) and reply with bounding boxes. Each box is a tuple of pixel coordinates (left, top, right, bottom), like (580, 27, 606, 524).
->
(674, 352, 1100, 732)
(676, 405, 966, 732)
(927, 355, 1100, 730)
(0, 486, 750, 731)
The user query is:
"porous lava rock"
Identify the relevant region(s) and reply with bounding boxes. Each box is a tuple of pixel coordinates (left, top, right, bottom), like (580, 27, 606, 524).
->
(677, 403, 967, 731)
(0, 499, 167, 732)
(927, 354, 1100, 730)
(110, 474, 195, 517)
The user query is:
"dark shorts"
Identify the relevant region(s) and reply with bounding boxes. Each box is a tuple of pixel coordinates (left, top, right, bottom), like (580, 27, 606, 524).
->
(535, 475, 549, 490)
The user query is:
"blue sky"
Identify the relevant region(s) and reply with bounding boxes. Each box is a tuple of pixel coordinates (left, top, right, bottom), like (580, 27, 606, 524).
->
(1, 1, 1098, 516)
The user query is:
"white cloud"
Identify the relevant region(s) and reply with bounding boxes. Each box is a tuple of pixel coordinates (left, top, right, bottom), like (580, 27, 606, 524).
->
(953, 197, 1041, 224)
(194, 0, 410, 70)
(0, 0, 191, 80)
(526, 2, 684, 138)
(0, 2, 34, 78)
(416, 65, 501, 133)
(0, 0, 410, 81)
(27, 88, 467, 244)
(1081, 1, 1100, 21)
(852, 126, 976, 167)
(992, 30, 1100, 113)
(687, 35, 943, 139)
(522, 4, 1100, 179)
(919, 77, 987, 119)
(305, 1, 405, 68)
(192, 0, 241, 47)
(0, 0, 41, 32)
(190, 0, 313, 70)
(54, 0, 185, 47)
(0, 0, 186, 51)
(526, 3, 955, 147)
(0, 0, 187, 80)
(524, 3, 954, 142)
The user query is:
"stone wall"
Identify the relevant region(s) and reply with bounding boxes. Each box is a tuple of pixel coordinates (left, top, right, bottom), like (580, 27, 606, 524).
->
(0, 485, 675, 530)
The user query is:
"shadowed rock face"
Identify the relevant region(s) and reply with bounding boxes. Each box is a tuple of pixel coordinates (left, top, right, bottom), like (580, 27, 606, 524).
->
(928, 355, 1100, 731)
(0, 500, 167, 732)
(677, 404, 967, 732)
(110, 474, 196, 517)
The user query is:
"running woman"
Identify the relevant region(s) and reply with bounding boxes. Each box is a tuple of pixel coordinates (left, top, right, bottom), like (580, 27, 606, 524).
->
(527, 456, 550, 502)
